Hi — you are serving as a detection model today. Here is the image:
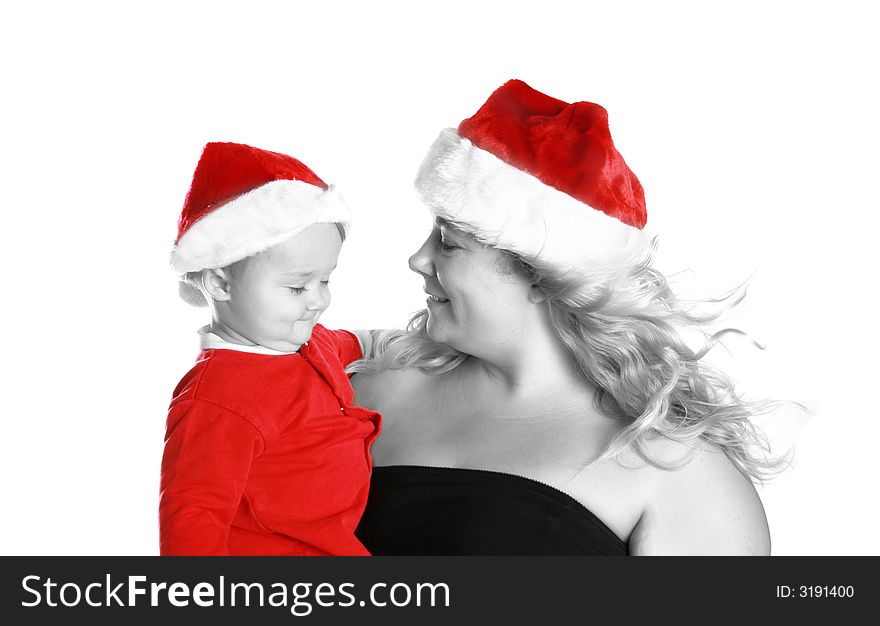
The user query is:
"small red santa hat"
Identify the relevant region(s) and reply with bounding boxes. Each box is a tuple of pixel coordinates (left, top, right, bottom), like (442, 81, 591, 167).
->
(415, 79, 647, 276)
(171, 142, 351, 275)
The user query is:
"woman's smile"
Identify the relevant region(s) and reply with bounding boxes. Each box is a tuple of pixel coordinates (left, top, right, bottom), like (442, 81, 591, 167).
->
(424, 285, 450, 304)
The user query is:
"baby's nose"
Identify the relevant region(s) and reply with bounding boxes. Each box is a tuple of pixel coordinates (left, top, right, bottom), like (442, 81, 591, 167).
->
(306, 289, 329, 311)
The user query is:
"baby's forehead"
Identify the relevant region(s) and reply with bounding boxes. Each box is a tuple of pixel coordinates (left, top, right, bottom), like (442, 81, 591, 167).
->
(258, 236, 338, 273)
(256, 249, 325, 275)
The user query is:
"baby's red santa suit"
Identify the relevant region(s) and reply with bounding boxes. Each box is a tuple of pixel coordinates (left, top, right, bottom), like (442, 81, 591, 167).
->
(161, 142, 380, 556)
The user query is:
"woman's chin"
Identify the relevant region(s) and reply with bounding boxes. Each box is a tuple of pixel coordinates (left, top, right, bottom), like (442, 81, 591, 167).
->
(427, 322, 466, 354)
(425, 319, 447, 345)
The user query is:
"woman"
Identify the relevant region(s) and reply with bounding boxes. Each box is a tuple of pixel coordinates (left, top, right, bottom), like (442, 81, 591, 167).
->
(352, 79, 780, 555)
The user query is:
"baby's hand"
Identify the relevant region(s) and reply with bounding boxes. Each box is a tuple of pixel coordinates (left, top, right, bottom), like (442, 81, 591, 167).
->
(353, 330, 375, 359)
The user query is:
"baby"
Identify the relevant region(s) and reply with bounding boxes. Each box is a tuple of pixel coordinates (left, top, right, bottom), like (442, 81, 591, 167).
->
(160, 142, 380, 555)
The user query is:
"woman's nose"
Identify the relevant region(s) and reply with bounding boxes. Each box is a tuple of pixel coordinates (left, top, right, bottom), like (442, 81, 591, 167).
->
(408, 230, 438, 277)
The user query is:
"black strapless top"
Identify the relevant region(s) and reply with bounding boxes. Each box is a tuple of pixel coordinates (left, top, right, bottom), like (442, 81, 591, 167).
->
(355, 466, 628, 555)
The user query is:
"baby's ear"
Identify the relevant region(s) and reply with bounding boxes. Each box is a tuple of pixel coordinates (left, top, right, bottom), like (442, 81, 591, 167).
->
(202, 268, 233, 302)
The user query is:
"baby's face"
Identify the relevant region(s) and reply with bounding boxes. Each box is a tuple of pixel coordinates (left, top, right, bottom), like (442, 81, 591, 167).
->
(220, 223, 343, 352)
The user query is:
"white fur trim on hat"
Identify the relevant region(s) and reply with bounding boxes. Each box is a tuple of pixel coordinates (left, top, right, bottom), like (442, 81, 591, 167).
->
(415, 129, 648, 276)
(170, 179, 351, 274)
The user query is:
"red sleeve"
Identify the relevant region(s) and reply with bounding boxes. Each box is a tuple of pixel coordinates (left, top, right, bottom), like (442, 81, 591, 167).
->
(324, 328, 363, 366)
(159, 400, 264, 556)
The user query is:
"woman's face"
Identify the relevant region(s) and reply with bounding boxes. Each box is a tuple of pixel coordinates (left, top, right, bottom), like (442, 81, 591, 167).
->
(408, 222, 534, 359)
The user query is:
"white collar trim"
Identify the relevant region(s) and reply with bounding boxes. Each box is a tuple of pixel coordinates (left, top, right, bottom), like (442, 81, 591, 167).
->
(197, 326, 302, 356)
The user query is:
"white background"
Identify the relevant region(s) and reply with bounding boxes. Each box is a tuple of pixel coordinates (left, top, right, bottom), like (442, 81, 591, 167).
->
(1, 0, 876, 555)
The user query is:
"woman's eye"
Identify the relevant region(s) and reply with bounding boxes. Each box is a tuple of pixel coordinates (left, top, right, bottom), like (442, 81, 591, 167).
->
(288, 287, 306, 295)
(439, 240, 457, 252)
(321, 280, 330, 286)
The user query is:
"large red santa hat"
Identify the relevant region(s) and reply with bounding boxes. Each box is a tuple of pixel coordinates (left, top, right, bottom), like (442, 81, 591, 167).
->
(415, 79, 647, 276)
(171, 142, 351, 275)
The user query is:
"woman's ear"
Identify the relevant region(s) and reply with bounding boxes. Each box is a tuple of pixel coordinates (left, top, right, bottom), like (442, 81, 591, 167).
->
(202, 268, 233, 302)
(527, 284, 547, 304)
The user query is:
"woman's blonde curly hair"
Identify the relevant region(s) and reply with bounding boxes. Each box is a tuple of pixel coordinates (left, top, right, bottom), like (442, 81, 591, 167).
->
(351, 226, 788, 483)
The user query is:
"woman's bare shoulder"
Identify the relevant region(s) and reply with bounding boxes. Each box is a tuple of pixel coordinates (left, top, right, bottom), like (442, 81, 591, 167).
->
(627, 438, 770, 556)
